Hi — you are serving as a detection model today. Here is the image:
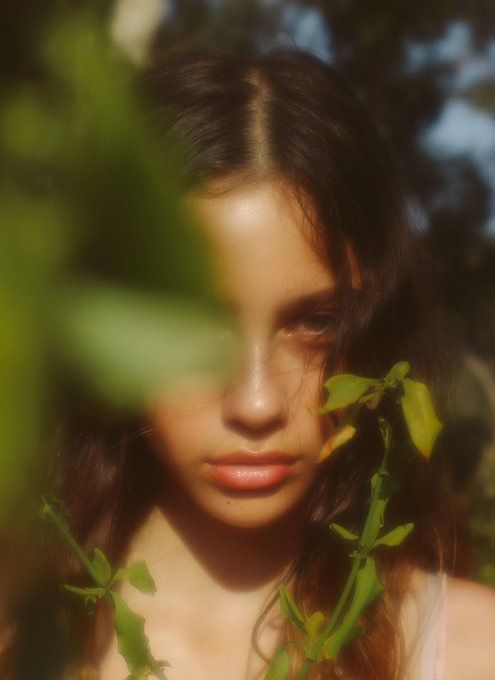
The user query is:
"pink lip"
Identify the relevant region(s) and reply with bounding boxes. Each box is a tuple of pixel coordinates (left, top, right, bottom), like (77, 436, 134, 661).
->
(206, 451, 299, 491)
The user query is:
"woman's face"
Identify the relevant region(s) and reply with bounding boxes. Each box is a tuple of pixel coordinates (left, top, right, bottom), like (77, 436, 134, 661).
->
(148, 179, 346, 529)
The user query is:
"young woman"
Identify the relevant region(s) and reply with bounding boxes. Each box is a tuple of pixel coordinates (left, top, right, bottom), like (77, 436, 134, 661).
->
(3, 47, 495, 679)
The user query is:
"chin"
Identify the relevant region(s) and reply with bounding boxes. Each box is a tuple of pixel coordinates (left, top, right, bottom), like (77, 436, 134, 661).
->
(198, 487, 309, 529)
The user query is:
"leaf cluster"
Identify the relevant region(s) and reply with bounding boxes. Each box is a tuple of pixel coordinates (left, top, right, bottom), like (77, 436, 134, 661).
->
(266, 362, 443, 679)
(40, 496, 169, 680)
(319, 361, 442, 460)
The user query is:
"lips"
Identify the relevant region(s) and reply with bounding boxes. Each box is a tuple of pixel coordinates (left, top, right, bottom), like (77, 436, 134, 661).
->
(206, 451, 300, 491)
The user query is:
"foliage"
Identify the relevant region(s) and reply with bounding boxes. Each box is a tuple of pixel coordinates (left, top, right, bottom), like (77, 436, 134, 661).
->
(0, 10, 233, 521)
(265, 361, 443, 678)
(40, 496, 169, 680)
(38, 360, 442, 678)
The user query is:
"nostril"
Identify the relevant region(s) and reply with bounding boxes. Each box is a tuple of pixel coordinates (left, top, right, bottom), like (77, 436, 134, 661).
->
(224, 416, 287, 440)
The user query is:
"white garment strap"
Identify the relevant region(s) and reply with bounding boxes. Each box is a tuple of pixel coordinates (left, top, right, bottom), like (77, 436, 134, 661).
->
(420, 571, 448, 680)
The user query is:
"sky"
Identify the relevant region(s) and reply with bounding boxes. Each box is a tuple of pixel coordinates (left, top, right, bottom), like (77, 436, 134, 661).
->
(269, 3, 495, 234)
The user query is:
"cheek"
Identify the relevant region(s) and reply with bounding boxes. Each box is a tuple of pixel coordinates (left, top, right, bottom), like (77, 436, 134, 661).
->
(146, 381, 221, 471)
(290, 369, 328, 454)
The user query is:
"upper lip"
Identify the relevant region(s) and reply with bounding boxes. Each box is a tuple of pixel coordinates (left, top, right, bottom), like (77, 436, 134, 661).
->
(207, 451, 300, 465)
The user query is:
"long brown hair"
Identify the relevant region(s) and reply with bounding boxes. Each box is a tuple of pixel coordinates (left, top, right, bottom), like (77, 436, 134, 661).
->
(1, 47, 464, 679)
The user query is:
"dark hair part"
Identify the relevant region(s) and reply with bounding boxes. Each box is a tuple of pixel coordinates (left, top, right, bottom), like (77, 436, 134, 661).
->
(1, 47, 463, 679)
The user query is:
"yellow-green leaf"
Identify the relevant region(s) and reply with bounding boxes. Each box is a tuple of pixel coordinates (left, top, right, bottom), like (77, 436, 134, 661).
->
(329, 523, 359, 542)
(114, 559, 156, 595)
(279, 584, 305, 632)
(305, 611, 325, 648)
(385, 361, 410, 383)
(401, 379, 443, 458)
(320, 374, 377, 413)
(92, 547, 112, 588)
(319, 424, 356, 461)
(109, 591, 169, 680)
(63, 584, 106, 599)
(374, 522, 414, 547)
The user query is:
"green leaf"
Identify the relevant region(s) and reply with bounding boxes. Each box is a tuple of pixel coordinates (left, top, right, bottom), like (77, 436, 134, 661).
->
(322, 623, 363, 660)
(109, 591, 169, 680)
(320, 374, 377, 412)
(329, 523, 359, 542)
(305, 611, 325, 651)
(265, 645, 290, 680)
(57, 284, 234, 410)
(113, 560, 157, 595)
(374, 523, 414, 548)
(63, 584, 106, 599)
(322, 558, 383, 660)
(385, 361, 410, 383)
(319, 424, 356, 461)
(400, 379, 443, 458)
(351, 557, 384, 613)
(63, 584, 106, 612)
(278, 584, 305, 632)
(362, 471, 394, 549)
(92, 547, 112, 587)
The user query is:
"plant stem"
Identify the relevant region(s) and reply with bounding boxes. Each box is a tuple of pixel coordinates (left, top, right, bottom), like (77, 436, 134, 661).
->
(295, 658, 313, 680)
(294, 419, 394, 679)
(40, 497, 99, 583)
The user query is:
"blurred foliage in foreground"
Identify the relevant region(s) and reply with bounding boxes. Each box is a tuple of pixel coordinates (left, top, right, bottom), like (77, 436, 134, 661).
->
(0, 10, 232, 523)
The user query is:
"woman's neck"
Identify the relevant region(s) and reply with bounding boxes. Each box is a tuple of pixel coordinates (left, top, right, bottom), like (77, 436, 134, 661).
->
(122, 478, 306, 623)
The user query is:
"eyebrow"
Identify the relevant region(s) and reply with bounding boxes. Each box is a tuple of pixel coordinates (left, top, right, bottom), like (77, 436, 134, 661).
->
(276, 288, 337, 320)
(215, 287, 337, 317)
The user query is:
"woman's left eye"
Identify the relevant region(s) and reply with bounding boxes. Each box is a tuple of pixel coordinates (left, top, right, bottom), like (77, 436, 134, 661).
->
(293, 311, 338, 339)
(300, 313, 335, 333)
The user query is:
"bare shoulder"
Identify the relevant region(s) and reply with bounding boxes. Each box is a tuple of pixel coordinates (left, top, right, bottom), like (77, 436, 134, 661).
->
(445, 575, 495, 680)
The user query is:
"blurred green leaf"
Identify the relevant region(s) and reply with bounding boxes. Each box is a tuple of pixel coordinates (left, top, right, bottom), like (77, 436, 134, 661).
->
(57, 283, 234, 409)
(0, 9, 231, 522)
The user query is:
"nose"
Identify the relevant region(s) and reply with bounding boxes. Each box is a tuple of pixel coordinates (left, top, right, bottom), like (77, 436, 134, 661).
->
(221, 339, 288, 439)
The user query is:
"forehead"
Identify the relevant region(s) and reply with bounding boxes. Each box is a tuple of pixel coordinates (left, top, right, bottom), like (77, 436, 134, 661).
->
(184, 180, 335, 308)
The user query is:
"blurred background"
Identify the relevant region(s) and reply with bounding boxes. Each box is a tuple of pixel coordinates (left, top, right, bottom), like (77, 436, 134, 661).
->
(1, 0, 495, 586)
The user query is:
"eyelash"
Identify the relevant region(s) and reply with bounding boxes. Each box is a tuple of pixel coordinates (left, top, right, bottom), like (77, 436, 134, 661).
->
(292, 310, 338, 343)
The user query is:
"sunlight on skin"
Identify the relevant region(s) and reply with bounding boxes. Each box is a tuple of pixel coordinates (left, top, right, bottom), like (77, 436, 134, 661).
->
(146, 179, 360, 529)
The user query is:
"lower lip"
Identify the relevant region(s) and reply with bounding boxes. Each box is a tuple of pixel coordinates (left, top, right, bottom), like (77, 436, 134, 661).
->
(207, 463, 294, 490)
